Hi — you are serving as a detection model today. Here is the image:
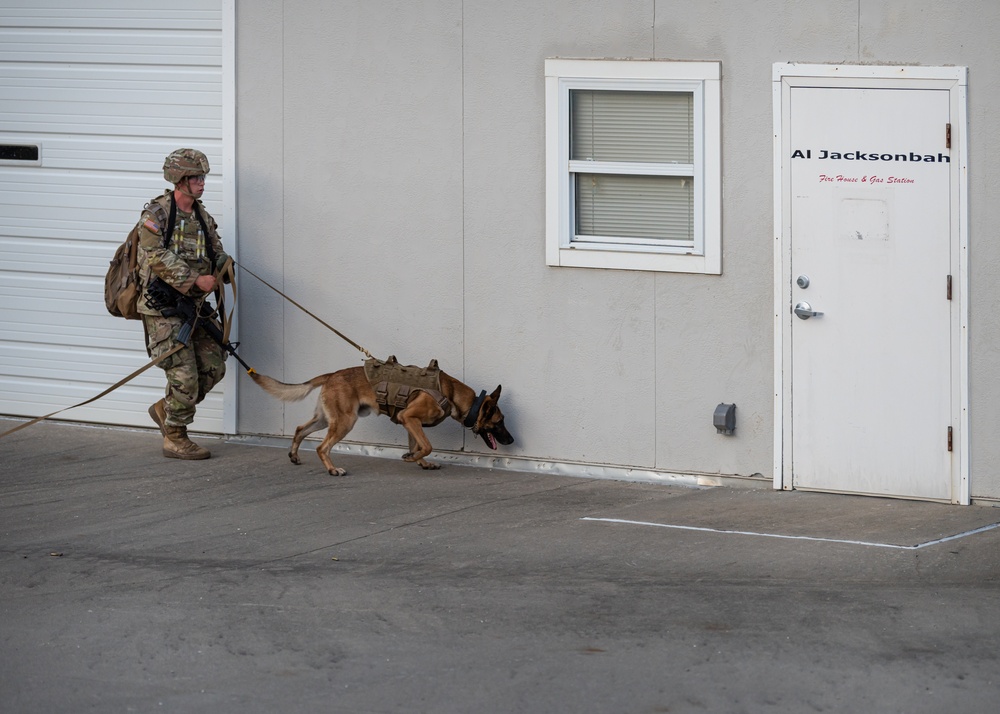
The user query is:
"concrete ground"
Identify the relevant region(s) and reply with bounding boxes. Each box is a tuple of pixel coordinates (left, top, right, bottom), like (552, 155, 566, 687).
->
(1, 420, 999, 714)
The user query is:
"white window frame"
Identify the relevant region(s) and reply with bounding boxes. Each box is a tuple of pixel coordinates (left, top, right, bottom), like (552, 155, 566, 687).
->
(545, 59, 721, 274)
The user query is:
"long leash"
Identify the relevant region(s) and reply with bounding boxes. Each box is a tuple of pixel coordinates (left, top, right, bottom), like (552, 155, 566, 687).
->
(0, 343, 184, 439)
(233, 260, 373, 360)
(1, 261, 236, 440)
(1, 260, 373, 439)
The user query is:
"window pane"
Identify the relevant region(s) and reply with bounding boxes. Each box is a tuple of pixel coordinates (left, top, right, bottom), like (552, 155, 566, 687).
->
(575, 173, 693, 242)
(571, 90, 693, 163)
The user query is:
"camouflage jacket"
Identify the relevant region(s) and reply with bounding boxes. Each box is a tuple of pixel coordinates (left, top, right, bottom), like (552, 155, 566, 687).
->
(137, 191, 229, 316)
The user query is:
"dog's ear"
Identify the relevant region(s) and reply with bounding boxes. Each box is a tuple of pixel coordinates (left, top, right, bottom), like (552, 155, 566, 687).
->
(490, 385, 502, 401)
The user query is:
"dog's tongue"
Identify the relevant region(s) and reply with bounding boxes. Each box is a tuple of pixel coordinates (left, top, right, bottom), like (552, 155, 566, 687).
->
(484, 432, 497, 450)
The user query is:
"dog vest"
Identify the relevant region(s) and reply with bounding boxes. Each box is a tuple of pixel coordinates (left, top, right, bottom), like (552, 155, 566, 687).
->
(364, 356, 451, 421)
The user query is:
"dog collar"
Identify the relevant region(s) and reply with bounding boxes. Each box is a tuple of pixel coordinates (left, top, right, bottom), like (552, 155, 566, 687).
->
(463, 390, 487, 428)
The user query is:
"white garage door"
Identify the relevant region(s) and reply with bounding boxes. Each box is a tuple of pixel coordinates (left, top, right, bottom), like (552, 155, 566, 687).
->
(0, 1, 225, 433)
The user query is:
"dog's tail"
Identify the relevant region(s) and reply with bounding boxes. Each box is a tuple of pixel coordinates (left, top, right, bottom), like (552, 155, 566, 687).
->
(249, 372, 325, 403)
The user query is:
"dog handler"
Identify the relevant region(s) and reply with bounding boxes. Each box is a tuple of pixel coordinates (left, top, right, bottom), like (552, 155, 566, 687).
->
(138, 148, 229, 459)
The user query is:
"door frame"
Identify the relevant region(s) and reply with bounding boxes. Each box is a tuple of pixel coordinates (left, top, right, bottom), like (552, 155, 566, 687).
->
(772, 64, 970, 503)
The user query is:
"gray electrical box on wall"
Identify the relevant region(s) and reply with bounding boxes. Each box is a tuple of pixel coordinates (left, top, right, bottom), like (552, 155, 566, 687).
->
(714, 403, 736, 435)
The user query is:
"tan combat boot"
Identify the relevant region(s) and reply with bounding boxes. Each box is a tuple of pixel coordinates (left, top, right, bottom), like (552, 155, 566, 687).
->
(148, 399, 167, 436)
(162, 425, 211, 460)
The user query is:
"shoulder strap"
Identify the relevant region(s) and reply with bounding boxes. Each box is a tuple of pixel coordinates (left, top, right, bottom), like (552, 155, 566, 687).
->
(164, 195, 176, 249)
(144, 196, 175, 249)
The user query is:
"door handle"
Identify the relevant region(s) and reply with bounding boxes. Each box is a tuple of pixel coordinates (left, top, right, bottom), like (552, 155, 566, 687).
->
(794, 301, 824, 320)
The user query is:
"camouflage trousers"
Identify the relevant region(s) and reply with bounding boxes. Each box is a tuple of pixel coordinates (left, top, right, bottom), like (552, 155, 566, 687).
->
(143, 315, 227, 427)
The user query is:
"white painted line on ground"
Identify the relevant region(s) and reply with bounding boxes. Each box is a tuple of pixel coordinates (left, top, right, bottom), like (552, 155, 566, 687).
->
(581, 517, 1000, 550)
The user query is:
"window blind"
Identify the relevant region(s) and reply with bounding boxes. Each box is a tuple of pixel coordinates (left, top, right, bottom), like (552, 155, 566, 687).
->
(570, 90, 693, 163)
(575, 174, 693, 242)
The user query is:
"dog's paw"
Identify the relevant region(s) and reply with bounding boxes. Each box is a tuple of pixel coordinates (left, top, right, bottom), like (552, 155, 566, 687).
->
(420, 462, 441, 471)
(328, 467, 347, 477)
(288, 453, 301, 465)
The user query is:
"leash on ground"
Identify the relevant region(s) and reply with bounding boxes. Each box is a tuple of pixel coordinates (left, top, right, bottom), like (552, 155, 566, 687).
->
(1, 261, 374, 440)
(233, 260, 374, 360)
(0, 344, 185, 440)
(0, 261, 237, 441)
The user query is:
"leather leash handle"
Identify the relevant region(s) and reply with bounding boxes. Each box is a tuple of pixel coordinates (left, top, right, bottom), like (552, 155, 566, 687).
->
(0, 343, 185, 440)
(211, 256, 237, 345)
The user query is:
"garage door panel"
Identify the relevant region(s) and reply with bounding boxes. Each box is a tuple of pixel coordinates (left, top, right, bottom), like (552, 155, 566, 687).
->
(0, 219, 142, 244)
(0, 67, 221, 97)
(1, 345, 163, 388)
(0, 205, 147, 232)
(0, 94, 221, 117)
(0, 282, 138, 333)
(0, 62, 218, 85)
(1, 316, 140, 352)
(0, 377, 223, 431)
(0, 142, 223, 173)
(0, 179, 220, 204)
(0, 2, 220, 29)
(0, 200, 199, 230)
(0, 213, 221, 244)
(0, 28, 221, 64)
(0, 114, 221, 139)
(3, 273, 103, 299)
(0, 237, 115, 272)
(0, 174, 222, 212)
(2, 294, 116, 322)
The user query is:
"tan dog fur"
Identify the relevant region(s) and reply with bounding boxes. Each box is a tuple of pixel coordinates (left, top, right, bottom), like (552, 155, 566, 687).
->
(250, 366, 513, 475)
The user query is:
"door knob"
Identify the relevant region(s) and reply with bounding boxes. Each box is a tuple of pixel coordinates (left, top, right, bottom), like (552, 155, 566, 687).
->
(794, 301, 823, 320)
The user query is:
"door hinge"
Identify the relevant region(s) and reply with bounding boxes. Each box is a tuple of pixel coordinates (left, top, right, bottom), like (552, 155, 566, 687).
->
(947, 274, 952, 300)
(946, 123, 952, 149)
(948, 426, 953, 452)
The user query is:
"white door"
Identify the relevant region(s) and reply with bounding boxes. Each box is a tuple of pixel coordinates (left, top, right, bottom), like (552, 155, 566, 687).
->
(776, 67, 967, 502)
(0, 1, 226, 433)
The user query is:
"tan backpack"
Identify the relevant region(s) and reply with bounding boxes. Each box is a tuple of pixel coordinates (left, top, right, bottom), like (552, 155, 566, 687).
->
(104, 221, 143, 320)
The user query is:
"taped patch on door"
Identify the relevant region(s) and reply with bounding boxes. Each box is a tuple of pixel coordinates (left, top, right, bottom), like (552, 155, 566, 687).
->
(840, 197, 889, 244)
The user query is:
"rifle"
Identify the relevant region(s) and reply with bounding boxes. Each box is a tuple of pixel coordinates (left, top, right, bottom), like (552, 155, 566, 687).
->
(144, 278, 254, 373)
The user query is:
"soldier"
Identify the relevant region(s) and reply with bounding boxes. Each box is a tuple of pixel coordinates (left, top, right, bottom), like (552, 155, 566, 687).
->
(138, 148, 230, 459)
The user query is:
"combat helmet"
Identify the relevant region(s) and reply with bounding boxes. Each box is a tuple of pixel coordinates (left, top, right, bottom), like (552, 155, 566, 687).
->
(162, 148, 210, 184)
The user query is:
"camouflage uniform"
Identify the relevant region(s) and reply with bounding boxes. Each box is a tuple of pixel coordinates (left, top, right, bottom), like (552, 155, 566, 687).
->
(138, 151, 229, 430)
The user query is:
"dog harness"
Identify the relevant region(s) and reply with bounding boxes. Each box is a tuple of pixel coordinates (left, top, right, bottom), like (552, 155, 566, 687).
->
(364, 356, 452, 421)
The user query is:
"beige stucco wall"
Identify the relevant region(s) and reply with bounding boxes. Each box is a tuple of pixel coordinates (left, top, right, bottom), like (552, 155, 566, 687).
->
(235, 1, 1000, 499)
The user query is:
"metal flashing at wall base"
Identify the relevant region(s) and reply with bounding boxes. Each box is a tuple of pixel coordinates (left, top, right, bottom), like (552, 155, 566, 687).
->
(229, 434, 772, 490)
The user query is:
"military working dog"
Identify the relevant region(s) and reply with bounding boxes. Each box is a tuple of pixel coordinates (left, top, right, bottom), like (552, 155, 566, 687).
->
(250, 359, 513, 475)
